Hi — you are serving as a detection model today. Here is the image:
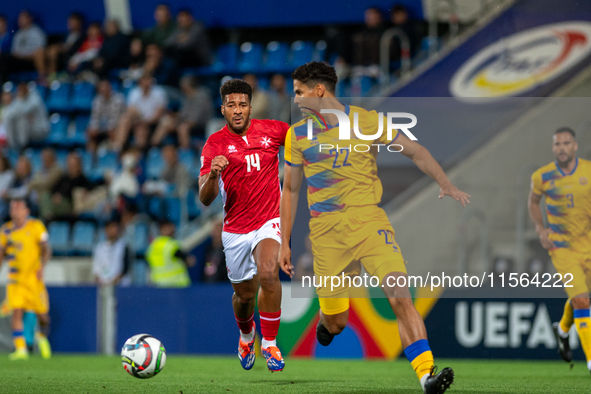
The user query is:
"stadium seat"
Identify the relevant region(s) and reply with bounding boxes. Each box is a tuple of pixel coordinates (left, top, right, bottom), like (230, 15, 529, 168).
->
(92, 151, 119, 180)
(164, 197, 181, 226)
(47, 113, 71, 145)
(24, 149, 43, 174)
(67, 115, 90, 146)
(178, 149, 194, 172)
(71, 221, 96, 255)
(48, 222, 71, 255)
(79, 150, 94, 176)
(70, 81, 95, 111)
(146, 148, 164, 179)
(55, 150, 69, 168)
(238, 42, 264, 73)
(46, 81, 72, 112)
(134, 223, 149, 256)
(212, 43, 239, 73)
(186, 190, 200, 219)
(289, 41, 314, 68)
(148, 197, 163, 219)
(7, 150, 19, 167)
(264, 41, 290, 72)
(313, 40, 327, 62)
(133, 260, 148, 285)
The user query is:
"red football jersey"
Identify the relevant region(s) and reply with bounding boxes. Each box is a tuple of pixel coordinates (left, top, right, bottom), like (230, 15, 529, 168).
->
(200, 119, 289, 233)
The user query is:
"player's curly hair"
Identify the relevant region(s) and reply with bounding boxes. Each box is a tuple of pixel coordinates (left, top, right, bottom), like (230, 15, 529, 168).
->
(291, 61, 338, 94)
(220, 79, 252, 103)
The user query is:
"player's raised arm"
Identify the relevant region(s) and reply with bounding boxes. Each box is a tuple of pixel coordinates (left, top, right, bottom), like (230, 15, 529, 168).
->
(198, 155, 229, 206)
(396, 133, 471, 206)
(278, 163, 304, 277)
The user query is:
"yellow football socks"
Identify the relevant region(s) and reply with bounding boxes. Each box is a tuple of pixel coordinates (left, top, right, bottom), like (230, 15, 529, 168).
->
(573, 308, 591, 364)
(559, 299, 574, 334)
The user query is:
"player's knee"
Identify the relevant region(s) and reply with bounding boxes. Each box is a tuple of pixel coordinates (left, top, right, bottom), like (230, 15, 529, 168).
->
(325, 319, 347, 335)
(388, 295, 413, 314)
(235, 290, 256, 305)
(258, 267, 279, 290)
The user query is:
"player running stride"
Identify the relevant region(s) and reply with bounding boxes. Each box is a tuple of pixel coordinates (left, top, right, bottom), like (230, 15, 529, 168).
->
(0, 199, 52, 360)
(199, 79, 289, 371)
(279, 62, 470, 393)
(529, 128, 591, 372)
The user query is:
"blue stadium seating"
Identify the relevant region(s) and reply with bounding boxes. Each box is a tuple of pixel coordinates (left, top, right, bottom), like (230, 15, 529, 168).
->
(289, 41, 314, 68)
(186, 190, 200, 219)
(134, 222, 149, 255)
(67, 115, 89, 146)
(92, 151, 119, 180)
(48, 222, 71, 255)
(146, 148, 164, 179)
(71, 82, 95, 111)
(7, 150, 19, 167)
(71, 221, 96, 255)
(264, 41, 290, 72)
(46, 81, 72, 112)
(213, 43, 239, 73)
(148, 197, 163, 219)
(79, 150, 94, 175)
(47, 114, 71, 144)
(164, 197, 181, 226)
(25, 149, 43, 174)
(313, 40, 327, 62)
(238, 42, 264, 73)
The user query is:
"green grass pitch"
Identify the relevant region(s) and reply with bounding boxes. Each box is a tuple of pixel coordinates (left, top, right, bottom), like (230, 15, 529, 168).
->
(0, 355, 589, 393)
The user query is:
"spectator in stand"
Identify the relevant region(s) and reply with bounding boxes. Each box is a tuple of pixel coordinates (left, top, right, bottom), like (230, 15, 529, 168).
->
(92, 218, 131, 286)
(151, 75, 213, 148)
(268, 74, 291, 123)
(243, 74, 270, 120)
(143, 144, 190, 197)
(39, 152, 94, 220)
(0, 90, 13, 148)
(87, 79, 126, 153)
(200, 221, 228, 283)
(3, 156, 32, 201)
(0, 15, 12, 56)
(0, 11, 46, 84)
(46, 13, 85, 78)
(351, 6, 387, 77)
(0, 155, 14, 220)
(2, 82, 49, 149)
(28, 148, 63, 203)
(143, 43, 178, 87)
(115, 73, 168, 151)
(92, 20, 130, 77)
(67, 22, 104, 74)
(146, 220, 195, 288)
(389, 4, 424, 59)
(143, 4, 176, 47)
(164, 9, 212, 68)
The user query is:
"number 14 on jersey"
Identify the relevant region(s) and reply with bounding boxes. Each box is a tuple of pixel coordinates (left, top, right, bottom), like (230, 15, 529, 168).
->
(245, 153, 261, 172)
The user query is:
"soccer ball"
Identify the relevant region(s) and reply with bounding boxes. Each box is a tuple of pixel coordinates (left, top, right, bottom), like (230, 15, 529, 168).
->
(121, 334, 166, 379)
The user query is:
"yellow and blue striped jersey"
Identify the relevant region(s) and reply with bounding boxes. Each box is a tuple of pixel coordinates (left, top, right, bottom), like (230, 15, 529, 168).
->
(531, 158, 591, 251)
(285, 104, 399, 217)
(0, 218, 48, 282)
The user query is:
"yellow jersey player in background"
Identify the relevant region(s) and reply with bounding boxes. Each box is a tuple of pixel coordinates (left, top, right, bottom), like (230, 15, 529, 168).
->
(0, 199, 52, 360)
(529, 127, 591, 373)
(279, 61, 470, 394)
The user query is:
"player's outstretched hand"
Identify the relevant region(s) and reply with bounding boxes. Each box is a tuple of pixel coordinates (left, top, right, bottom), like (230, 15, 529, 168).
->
(439, 183, 471, 207)
(210, 155, 229, 177)
(278, 245, 294, 278)
(537, 227, 556, 250)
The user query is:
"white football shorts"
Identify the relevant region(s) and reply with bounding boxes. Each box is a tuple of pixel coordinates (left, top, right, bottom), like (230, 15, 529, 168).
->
(222, 217, 282, 283)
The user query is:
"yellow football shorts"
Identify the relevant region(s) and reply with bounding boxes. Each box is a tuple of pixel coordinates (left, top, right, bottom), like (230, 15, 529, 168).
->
(549, 247, 591, 299)
(7, 278, 49, 315)
(309, 205, 407, 315)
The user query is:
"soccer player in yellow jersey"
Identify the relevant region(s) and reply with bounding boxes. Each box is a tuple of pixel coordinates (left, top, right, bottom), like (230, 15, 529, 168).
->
(279, 62, 470, 394)
(529, 127, 591, 372)
(0, 199, 52, 360)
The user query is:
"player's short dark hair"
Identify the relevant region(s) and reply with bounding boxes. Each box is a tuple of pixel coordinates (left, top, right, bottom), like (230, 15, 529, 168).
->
(220, 79, 252, 103)
(554, 127, 576, 139)
(178, 8, 193, 16)
(391, 4, 407, 14)
(10, 197, 28, 207)
(69, 12, 84, 23)
(159, 219, 175, 228)
(291, 61, 338, 94)
(105, 218, 120, 227)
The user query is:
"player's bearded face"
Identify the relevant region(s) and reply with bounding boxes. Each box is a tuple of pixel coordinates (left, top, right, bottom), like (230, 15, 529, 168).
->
(552, 133, 577, 165)
(222, 93, 251, 133)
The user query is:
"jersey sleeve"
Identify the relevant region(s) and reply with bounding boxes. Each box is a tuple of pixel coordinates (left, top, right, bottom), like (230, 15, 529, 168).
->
(531, 169, 543, 196)
(376, 113, 399, 145)
(274, 120, 290, 146)
(0, 226, 7, 250)
(285, 127, 303, 166)
(199, 138, 216, 177)
(36, 220, 49, 243)
(357, 109, 399, 145)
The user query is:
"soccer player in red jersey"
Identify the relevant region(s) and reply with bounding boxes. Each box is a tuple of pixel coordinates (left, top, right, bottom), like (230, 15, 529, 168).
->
(199, 79, 288, 371)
